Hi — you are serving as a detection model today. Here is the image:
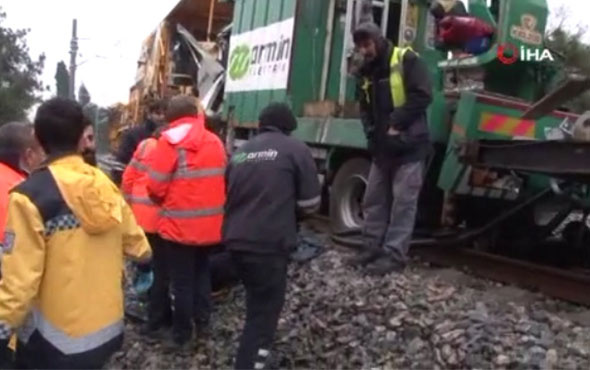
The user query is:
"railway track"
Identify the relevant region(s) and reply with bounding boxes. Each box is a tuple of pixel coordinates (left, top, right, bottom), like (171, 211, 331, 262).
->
(307, 215, 590, 306)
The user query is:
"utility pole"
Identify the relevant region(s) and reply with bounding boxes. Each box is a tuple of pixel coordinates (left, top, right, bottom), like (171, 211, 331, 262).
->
(69, 19, 78, 100)
(207, 0, 215, 41)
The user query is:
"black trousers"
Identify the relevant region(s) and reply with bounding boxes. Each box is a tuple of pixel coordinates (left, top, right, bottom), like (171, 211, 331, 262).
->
(167, 241, 212, 343)
(231, 250, 288, 370)
(146, 233, 172, 328)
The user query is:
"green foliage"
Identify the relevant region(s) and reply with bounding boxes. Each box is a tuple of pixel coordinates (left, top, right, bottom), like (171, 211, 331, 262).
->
(55, 61, 69, 98)
(78, 83, 90, 106)
(0, 7, 45, 124)
(545, 13, 590, 113)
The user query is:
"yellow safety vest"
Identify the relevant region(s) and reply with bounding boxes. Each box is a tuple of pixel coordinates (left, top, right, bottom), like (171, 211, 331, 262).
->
(361, 46, 414, 108)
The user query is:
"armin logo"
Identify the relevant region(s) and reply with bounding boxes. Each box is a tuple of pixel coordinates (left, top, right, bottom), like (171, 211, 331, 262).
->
(229, 45, 251, 81)
(228, 35, 292, 81)
(497, 43, 554, 65)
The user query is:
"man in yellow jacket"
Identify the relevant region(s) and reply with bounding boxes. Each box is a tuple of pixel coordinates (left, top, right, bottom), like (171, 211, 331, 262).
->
(0, 98, 152, 369)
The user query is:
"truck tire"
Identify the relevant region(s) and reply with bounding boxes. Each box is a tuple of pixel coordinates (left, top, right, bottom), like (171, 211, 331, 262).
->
(330, 158, 371, 234)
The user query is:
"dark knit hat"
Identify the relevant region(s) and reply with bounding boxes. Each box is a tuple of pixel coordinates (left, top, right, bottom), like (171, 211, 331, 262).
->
(353, 22, 384, 45)
(259, 103, 297, 134)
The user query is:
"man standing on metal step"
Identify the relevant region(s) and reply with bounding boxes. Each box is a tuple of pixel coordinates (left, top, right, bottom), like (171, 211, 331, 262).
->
(347, 22, 433, 276)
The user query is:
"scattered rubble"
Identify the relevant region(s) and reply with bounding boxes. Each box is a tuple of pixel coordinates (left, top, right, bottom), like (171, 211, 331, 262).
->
(107, 249, 590, 369)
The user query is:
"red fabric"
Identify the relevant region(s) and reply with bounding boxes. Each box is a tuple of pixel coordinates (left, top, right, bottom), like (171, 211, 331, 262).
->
(0, 162, 26, 238)
(122, 138, 159, 233)
(147, 115, 227, 246)
(440, 16, 495, 45)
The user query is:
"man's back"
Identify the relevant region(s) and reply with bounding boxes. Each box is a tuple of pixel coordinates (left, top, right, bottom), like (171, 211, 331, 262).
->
(147, 114, 227, 246)
(223, 128, 320, 254)
(0, 155, 150, 368)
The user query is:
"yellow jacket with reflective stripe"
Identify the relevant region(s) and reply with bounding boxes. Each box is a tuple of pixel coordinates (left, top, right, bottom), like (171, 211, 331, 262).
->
(0, 155, 151, 360)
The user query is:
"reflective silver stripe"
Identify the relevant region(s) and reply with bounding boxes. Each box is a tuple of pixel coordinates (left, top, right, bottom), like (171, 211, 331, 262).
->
(16, 312, 35, 343)
(32, 309, 123, 355)
(137, 140, 150, 158)
(297, 196, 321, 208)
(175, 167, 225, 179)
(177, 148, 188, 172)
(148, 168, 172, 182)
(160, 207, 224, 219)
(174, 148, 225, 179)
(129, 159, 149, 172)
(148, 148, 225, 182)
(126, 195, 155, 206)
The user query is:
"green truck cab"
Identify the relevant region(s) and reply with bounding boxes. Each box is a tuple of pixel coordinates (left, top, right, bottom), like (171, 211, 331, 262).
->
(224, 0, 585, 238)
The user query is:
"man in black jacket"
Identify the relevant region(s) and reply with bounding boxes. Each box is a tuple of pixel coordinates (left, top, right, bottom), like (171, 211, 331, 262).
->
(348, 22, 433, 275)
(223, 103, 321, 370)
(112, 99, 166, 184)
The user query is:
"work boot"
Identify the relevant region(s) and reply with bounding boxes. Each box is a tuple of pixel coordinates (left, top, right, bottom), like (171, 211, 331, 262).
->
(345, 247, 384, 268)
(195, 319, 211, 339)
(366, 256, 405, 276)
(140, 322, 168, 343)
(162, 335, 193, 353)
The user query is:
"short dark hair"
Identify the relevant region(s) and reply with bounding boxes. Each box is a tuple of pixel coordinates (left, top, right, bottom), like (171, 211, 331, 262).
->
(166, 95, 199, 122)
(147, 99, 167, 114)
(0, 122, 35, 163)
(34, 98, 87, 154)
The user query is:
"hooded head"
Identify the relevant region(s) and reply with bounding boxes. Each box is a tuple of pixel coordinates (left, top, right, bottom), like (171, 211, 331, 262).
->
(259, 103, 297, 135)
(353, 22, 388, 64)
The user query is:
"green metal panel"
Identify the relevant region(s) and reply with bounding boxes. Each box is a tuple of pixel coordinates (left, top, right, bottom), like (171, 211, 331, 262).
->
(225, 0, 296, 125)
(289, 0, 329, 115)
(326, 12, 345, 101)
(468, 0, 497, 26)
(438, 91, 568, 195)
(238, 0, 258, 123)
(438, 92, 478, 192)
(293, 117, 367, 149)
(498, 0, 548, 50)
(270, 0, 296, 105)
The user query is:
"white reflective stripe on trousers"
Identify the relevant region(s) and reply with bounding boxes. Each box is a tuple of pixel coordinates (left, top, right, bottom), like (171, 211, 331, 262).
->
(297, 195, 321, 208)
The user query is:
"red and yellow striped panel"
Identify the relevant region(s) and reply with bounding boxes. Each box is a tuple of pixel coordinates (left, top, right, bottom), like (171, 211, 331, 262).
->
(479, 112, 535, 138)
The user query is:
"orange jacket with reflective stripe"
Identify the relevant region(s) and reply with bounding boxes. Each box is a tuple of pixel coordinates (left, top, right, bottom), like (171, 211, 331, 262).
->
(0, 162, 26, 242)
(121, 138, 159, 234)
(147, 115, 226, 246)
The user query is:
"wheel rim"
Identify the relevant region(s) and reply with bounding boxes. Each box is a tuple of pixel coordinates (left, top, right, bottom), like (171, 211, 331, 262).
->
(339, 174, 368, 229)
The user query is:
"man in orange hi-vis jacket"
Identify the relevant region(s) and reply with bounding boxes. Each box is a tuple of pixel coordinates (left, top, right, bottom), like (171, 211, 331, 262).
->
(122, 131, 172, 336)
(0, 122, 45, 274)
(147, 95, 226, 349)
